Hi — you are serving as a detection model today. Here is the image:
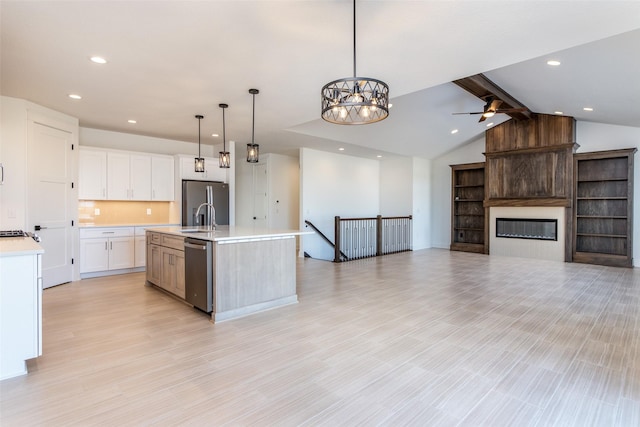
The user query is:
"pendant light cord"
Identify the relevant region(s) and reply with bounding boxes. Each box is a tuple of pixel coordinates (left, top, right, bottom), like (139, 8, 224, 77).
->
(198, 116, 201, 158)
(251, 92, 256, 145)
(222, 107, 226, 152)
(353, 0, 356, 78)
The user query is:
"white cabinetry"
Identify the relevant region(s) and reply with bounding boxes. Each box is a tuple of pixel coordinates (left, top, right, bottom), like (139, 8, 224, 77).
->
(78, 148, 107, 200)
(107, 152, 151, 200)
(134, 226, 148, 267)
(178, 155, 227, 182)
(151, 155, 175, 201)
(79, 227, 134, 274)
(78, 148, 175, 201)
(0, 244, 43, 380)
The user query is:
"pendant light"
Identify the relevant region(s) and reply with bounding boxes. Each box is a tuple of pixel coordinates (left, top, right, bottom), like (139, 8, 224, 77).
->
(194, 114, 205, 172)
(321, 0, 389, 125)
(219, 103, 230, 168)
(247, 89, 259, 163)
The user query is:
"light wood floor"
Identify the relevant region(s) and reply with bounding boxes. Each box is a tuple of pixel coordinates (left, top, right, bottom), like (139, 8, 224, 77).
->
(1, 249, 639, 426)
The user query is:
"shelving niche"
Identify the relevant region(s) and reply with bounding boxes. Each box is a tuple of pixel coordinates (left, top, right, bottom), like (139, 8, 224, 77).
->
(573, 148, 636, 267)
(450, 162, 487, 254)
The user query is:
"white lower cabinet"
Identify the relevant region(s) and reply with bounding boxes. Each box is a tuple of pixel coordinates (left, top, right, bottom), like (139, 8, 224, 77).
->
(134, 235, 146, 267)
(80, 227, 134, 274)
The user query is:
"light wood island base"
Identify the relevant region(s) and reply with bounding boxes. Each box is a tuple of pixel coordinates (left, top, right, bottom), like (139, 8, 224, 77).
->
(146, 226, 308, 323)
(212, 236, 298, 322)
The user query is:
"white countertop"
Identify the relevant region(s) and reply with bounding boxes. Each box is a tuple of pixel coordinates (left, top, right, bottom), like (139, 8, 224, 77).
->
(146, 225, 313, 242)
(79, 223, 179, 228)
(0, 237, 44, 257)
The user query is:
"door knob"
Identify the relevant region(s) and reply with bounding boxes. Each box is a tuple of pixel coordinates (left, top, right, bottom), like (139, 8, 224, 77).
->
(34, 225, 48, 231)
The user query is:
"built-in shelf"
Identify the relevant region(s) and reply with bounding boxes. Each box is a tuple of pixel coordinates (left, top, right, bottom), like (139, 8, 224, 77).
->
(577, 197, 627, 200)
(577, 215, 628, 219)
(573, 148, 636, 267)
(450, 162, 487, 254)
(576, 233, 626, 238)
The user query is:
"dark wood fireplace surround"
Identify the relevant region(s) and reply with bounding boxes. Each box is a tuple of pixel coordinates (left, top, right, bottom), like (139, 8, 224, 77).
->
(451, 113, 635, 267)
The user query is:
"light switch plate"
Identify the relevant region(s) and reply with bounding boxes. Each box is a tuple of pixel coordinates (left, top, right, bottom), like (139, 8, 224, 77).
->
(146, 208, 152, 215)
(94, 208, 100, 215)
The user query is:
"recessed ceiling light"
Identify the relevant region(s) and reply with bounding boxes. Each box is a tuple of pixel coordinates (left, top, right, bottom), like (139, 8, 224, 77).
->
(211, 133, 219, 138)
(338, 148, 345, 151)
(377, 155, 382, 158)
(68, 94, 82, 100)
(583, 107, 594, 111)
(486, 122, 494, 127)
(451, 129, 459, 134)
(90, 56, 107, 64)
(127, 119, 137, 124)
(554, 111, 563, 115)
(547, 60, 561, 66)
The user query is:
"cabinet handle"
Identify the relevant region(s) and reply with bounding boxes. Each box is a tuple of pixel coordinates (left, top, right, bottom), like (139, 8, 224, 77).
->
(110, 241, 113, 250)
(105, 242, 108, 250)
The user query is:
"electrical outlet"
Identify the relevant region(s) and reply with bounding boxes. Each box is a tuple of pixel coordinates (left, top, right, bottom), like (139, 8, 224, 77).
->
(146, 208, 152, 215)
(94, 208, 100, 216)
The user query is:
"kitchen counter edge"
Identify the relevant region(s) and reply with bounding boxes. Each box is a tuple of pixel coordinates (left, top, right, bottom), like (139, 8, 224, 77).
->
(145, 226, 313, 242)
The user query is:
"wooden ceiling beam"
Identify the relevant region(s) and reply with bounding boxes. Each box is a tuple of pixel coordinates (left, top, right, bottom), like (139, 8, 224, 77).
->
(453, 73, 532, 121)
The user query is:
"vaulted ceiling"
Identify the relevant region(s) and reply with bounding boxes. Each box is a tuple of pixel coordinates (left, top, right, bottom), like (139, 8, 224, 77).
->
(2, 1, 639, 160)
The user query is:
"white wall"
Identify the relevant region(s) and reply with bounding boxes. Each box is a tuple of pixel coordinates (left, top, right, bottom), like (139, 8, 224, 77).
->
(300, 148, 379, 260)
(0, 97, 29, 230)
(412, 157, 432, 250)
(576, 121, 640, 267)
(234, 154, 254, 226)
(379, 155, 431, 250)
(430, 137, 485, 249)
(80, 127, 216, 157)
(380, 157, 412, 216)
(268, 154, 300, 230)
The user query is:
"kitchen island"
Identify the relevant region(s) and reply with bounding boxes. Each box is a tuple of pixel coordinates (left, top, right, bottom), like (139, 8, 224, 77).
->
(145, 226, 310, 322)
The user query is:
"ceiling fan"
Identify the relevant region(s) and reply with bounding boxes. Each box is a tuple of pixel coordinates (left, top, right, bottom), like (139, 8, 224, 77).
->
(453, 96, 528, 122)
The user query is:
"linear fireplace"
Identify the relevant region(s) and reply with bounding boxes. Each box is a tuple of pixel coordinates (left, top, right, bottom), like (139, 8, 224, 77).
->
(490, 207, 565, 262)
(496, 218, 558, 241)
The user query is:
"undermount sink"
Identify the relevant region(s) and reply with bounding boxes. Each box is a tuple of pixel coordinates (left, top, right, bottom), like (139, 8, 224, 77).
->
(181, 229, 215, 233)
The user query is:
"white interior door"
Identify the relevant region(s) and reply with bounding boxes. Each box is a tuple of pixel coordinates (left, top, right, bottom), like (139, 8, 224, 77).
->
(28, 122, 74, 288)
(252, 163, 268, 228)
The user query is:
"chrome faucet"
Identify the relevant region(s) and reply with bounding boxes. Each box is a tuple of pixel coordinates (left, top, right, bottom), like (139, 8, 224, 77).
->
(195, 202, 217, 230)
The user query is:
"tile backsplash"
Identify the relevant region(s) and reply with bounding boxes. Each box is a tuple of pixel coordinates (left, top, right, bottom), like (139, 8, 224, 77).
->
(79, 201, 175, 225)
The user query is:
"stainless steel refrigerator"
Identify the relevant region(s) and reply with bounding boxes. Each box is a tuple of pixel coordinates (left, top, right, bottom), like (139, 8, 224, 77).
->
(182, 180, 229, 227)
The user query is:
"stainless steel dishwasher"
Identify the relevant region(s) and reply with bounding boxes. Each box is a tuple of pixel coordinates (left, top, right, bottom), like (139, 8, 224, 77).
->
(184, 238, 213, 313)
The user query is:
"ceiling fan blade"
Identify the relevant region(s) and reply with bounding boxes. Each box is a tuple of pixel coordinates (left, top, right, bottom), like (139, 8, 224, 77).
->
(478, 114, 487, 123)
(488, 99, 503, 111)
(452, 112, 484, 115)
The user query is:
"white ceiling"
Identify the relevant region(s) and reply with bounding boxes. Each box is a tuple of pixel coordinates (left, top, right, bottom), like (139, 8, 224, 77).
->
(2, 1, 639, 160)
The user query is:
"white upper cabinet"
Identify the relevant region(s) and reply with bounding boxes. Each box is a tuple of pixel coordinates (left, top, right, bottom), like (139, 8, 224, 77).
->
(78, 148, 107, 200)
(107, 152, 151, 200)
(179, 155, 227, 182)
(151, 155, 175, 201)
(79, 148, 174, 201)
(129, 154, 152, 200)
